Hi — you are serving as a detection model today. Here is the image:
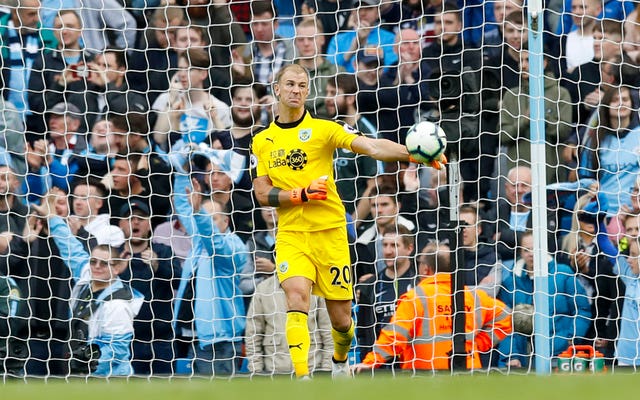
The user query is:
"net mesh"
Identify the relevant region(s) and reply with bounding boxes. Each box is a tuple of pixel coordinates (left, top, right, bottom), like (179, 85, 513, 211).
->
(0, 0, 636, 377)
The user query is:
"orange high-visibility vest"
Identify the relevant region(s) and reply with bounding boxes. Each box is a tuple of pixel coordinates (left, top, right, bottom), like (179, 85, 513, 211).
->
(363, 273, 512, 370)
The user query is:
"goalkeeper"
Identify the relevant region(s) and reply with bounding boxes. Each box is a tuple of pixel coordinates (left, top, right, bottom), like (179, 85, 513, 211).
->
(251, 64, 446, 379)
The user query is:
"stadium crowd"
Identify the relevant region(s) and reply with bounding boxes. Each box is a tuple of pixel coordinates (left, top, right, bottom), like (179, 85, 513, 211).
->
(0, 0, 639, 377)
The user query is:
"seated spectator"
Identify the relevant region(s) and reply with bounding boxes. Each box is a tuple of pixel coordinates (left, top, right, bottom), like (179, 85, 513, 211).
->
(354, 242, 511, 372)
(577, 85, 640, 215)
(326, 0, 398, 74)
(171, 159, 246, 376)
(28, 9, 93, 136)
(240, 206, 277, 298)
(245, 275, 333, 375)
(153, 48, 231, 151)
(33, 194, 143, 377)
(498, 231, 592, 368)
(500, 48, 573, 184)
(115, 201, 181, 376)
(68, 178, 125, 250)
(356, 225, 418, 360)
(294, 17, 342, 118)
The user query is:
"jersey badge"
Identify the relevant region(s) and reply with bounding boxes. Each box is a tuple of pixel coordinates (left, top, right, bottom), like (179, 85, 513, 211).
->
(298, 128, 312, 142)
(343, 123, 358, 134)
(249, 154, 258, 169)
(278, 261, 289, 274)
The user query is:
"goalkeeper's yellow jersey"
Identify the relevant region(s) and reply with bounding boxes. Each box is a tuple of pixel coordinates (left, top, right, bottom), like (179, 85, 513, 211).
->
(251, 111, 360, 232)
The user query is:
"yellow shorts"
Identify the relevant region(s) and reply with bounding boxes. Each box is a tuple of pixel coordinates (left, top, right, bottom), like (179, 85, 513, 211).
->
(275, 226, 353, 301)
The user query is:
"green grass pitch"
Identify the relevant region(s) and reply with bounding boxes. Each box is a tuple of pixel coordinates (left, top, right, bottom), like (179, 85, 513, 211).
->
(1, 373, 636, 400)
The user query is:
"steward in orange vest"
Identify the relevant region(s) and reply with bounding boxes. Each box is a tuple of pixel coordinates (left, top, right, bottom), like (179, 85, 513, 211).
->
(354, 243, 512, 372)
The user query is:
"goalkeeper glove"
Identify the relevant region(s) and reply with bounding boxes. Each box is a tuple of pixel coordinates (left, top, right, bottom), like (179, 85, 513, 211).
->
(409, 154, 448, 170)
(290, 176, 328, 205)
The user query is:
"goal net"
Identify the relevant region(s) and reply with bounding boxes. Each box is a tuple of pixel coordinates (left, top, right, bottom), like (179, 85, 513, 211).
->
(0, 0, 636, 377)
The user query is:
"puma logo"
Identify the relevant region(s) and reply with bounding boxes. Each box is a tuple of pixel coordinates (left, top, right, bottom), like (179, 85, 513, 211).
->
(288, 343, 303, 350)
(266, 138, 274, 143)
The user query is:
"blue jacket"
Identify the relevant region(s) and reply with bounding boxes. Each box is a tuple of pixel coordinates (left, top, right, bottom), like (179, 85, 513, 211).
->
(49, 216, 143, 376)
(614, 256, 640, 365)
(326, 27, 397, 73)
(172, 170, 246, 348)
(497, 258, 592, 366)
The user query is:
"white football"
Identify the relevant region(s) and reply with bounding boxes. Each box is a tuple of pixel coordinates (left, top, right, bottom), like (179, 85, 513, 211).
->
(405, 121, 447, 163)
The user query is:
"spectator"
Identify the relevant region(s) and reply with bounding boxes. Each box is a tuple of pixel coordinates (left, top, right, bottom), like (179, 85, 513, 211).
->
(116, 201, 181, 376)
(68, 178, 125, 250)
(355, 185, 416, 280)
(561, 0, 602, 73)
(378, 0, 418, 33)
(176, 0, 248, 105)
(246, 0, 294, 86)
(459, 205, 501, 298)
(239, 206, 277, 298)
(555, 0, 634, 36)
(33, 193, 144, 377)
(171, 163, 246, 376)
(0, 271, 26, 375)
(0, 0, 56, 119)
(300, 0, 352, 46)
(325, 73, 378, 216)
(28, 9, 93, 137)
(561, 20, 624, 126)
(422, 1, 484, 200)
(171, 24, 208, 57)
(614, 238, 640, 366)
(326, 0, 398, 74)
(128, 6, 184, 106)
(65, 47, 150, 125)
(294, 17, 342, 118)
(110, 112, 173, 225)
(610, 177, 640, 245)
(356, 224, 418, 360)
(245, 274, 333, 375)
(353, 242, 511, 372)
(577, 85, 640, 215)
(70, 118, 123, 180)
(500, 48, 573, 184)
(0, 90, 25, 178)
(23, 102, 86, 203)
(77, 0, 137, 54)
(483, 0, 524, 60)
(187, 148, 256, 242)
(485, 166, 560, 261)
(0, 179, 71, 376)
(484, 10, 527, 94)
(560, 194, 623, 360)
(153, 48, 231, 151)
(498, 231, 592, 368)
(212, 80, 266, 191)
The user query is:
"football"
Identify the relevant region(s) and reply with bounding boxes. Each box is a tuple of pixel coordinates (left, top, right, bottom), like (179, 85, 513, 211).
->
(405, 121, 447, 163)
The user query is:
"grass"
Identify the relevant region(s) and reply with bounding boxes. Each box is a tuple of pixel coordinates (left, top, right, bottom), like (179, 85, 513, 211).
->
(1, 372, 638, 400)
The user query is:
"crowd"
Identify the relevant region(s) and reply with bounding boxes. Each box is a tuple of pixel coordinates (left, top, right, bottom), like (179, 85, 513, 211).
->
(0, 0, 638, 377)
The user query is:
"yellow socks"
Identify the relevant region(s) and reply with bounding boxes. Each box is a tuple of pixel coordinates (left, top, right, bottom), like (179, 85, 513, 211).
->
(332, 319, 355, 363)
(286, 310, 310, 377)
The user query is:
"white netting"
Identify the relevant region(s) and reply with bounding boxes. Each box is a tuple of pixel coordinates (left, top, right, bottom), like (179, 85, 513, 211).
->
(0, 0, 638, 378)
